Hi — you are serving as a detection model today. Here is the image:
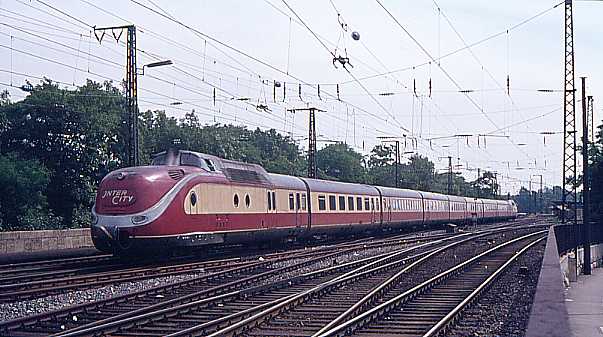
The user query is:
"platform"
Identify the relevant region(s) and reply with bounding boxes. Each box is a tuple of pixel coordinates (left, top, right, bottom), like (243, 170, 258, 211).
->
(565, 268, 603, 337)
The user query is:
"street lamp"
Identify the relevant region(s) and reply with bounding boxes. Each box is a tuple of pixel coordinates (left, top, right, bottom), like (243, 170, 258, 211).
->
(140, 60, 173, 75)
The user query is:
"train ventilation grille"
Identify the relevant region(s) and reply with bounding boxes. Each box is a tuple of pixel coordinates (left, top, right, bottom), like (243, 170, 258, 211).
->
(168, 169, 185, 180)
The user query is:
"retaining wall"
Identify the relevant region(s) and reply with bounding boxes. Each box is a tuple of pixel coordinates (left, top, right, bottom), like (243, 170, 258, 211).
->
(0, 228, 93, 254)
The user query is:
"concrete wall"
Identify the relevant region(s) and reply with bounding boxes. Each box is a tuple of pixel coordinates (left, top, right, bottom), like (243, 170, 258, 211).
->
(0, 228, 93, 254)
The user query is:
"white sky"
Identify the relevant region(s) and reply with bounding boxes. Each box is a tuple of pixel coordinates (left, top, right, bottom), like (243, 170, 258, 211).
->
(1, 0, 602, 194)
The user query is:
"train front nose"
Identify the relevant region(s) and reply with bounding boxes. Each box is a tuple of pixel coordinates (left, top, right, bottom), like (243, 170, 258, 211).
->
(92, 167, 183, 253)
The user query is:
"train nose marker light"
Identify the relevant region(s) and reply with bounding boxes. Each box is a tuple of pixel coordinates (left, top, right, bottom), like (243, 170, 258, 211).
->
(116, 172, 126, 180)
(131, 215, 147, 224)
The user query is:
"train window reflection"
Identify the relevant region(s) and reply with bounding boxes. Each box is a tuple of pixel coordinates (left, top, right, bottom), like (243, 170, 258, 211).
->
(318, 195, 326, 211)
(329, 195, 336, 211)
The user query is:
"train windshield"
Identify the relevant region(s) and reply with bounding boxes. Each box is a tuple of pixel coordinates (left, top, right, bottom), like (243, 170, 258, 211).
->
(151, 154, 168, 165)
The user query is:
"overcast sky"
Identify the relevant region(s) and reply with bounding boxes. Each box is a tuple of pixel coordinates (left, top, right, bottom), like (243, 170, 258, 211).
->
(1, 0, 602, 194)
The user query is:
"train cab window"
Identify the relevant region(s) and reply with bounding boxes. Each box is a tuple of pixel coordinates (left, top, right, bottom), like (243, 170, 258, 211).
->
(204, 159, 216, 172)
(245, 194, 251, 208)
(357, 197, 363, 211)
(338, 196, 346, 211)
(364, 198, 370, 211)
(329, 195, 337, 211)
(296, 193, 301, 210)
(348, 196, 354, 211)
(267, 192, 272, 210)
(180, 153, 204, 168)
(301, 194, 307, 211)
(233, 194, 240, 208)
(289, 193, 295, 210)
(318, 195, 326, 211)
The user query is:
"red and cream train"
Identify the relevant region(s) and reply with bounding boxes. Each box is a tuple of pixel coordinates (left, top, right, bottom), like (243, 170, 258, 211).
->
(91, 150, 517, 254)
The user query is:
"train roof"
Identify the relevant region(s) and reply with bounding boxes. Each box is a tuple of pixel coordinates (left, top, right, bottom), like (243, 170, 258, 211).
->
(419, 191, 449, 201)
(303, 178, 379, 195)
(374, 186, 422, 198)
(268, 173, 306, 190)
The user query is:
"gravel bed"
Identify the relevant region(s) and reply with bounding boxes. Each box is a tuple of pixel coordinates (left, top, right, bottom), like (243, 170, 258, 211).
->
(0, 240, 418, 323)
(247, 229, 540, 334)
(0, 271, 207, 322)
(254, 241, 420, 288)
(445, 240, 546, 337)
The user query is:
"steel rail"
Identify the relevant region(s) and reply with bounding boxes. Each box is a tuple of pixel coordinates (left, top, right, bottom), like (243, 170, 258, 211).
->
(52, 235, 451, 337)
(202, 228, 536, 337)
(422, 235, 545, 337)
(316, 230, 547, 336)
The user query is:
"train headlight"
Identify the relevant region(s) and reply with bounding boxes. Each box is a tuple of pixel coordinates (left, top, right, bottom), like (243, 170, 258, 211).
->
(131, 215, 148, 224)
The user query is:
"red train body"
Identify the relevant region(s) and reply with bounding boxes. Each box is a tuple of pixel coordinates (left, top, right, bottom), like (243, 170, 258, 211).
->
(91, 150, 517, 254)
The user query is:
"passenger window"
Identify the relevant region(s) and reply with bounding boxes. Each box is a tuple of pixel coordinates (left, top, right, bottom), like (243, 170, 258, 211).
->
(329, 195, 337, 211)
(357, 197, 363, 211)
(338, 196, 346, 211)
(371, 198, 375, 211)
(301, 194, 307, 211)
(233, 194, 240, 208)
(365, 198, 370, 211)
(289, 193, 294, 210)
(318, 195, 326, 211)
(348, 196, 354, 211)
(245, 194, 251, 208)
(376, 199, 379, 211)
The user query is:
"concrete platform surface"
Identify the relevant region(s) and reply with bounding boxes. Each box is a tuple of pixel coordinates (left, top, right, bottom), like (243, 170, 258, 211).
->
(565, 268, 603, 337)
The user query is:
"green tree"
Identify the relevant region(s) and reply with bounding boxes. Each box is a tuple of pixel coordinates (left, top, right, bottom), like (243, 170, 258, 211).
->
(316, 143, 368, 183)
(0, 80, 126, 225)
(400, 154, 436, 191)
(0, 153, 60, 230)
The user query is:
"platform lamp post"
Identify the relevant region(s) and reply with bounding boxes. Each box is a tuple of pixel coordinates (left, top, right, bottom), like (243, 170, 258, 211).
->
(140, 60, 173, 75)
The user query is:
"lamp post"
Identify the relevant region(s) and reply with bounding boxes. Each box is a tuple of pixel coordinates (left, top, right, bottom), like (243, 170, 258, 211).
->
(140, 60, 173, 75)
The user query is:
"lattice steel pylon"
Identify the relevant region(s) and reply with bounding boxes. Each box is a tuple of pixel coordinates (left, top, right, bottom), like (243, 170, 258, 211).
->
(94, 25, 138, 167)
(562, 0, 577, 224)
(587, 96, 594, 143)
(287, 107, 325, 178)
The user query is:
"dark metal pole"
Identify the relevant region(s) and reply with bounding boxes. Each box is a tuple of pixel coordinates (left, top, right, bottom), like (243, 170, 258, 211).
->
(395, 140, 400, 188)
(308, 108, 317, 178)
(529, 179, 533, 214)
(581, 76, 591, 275)
(447, 156, 452, 195)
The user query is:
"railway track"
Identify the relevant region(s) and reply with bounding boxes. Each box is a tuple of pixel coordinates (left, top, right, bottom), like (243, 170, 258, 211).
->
(9, 225, 544, 337)
(0, 229, 454, 303)
(319, 232, 546, 337)
(0, 230, 454, 337)
(198, 228, 545, 337)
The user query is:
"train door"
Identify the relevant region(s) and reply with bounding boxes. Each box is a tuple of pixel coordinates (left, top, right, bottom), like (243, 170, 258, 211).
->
(386, 199, 392, 222)
(295, 192, 303, 227)
(371, 198, 376, 224)
(266, 190, 276, 229)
